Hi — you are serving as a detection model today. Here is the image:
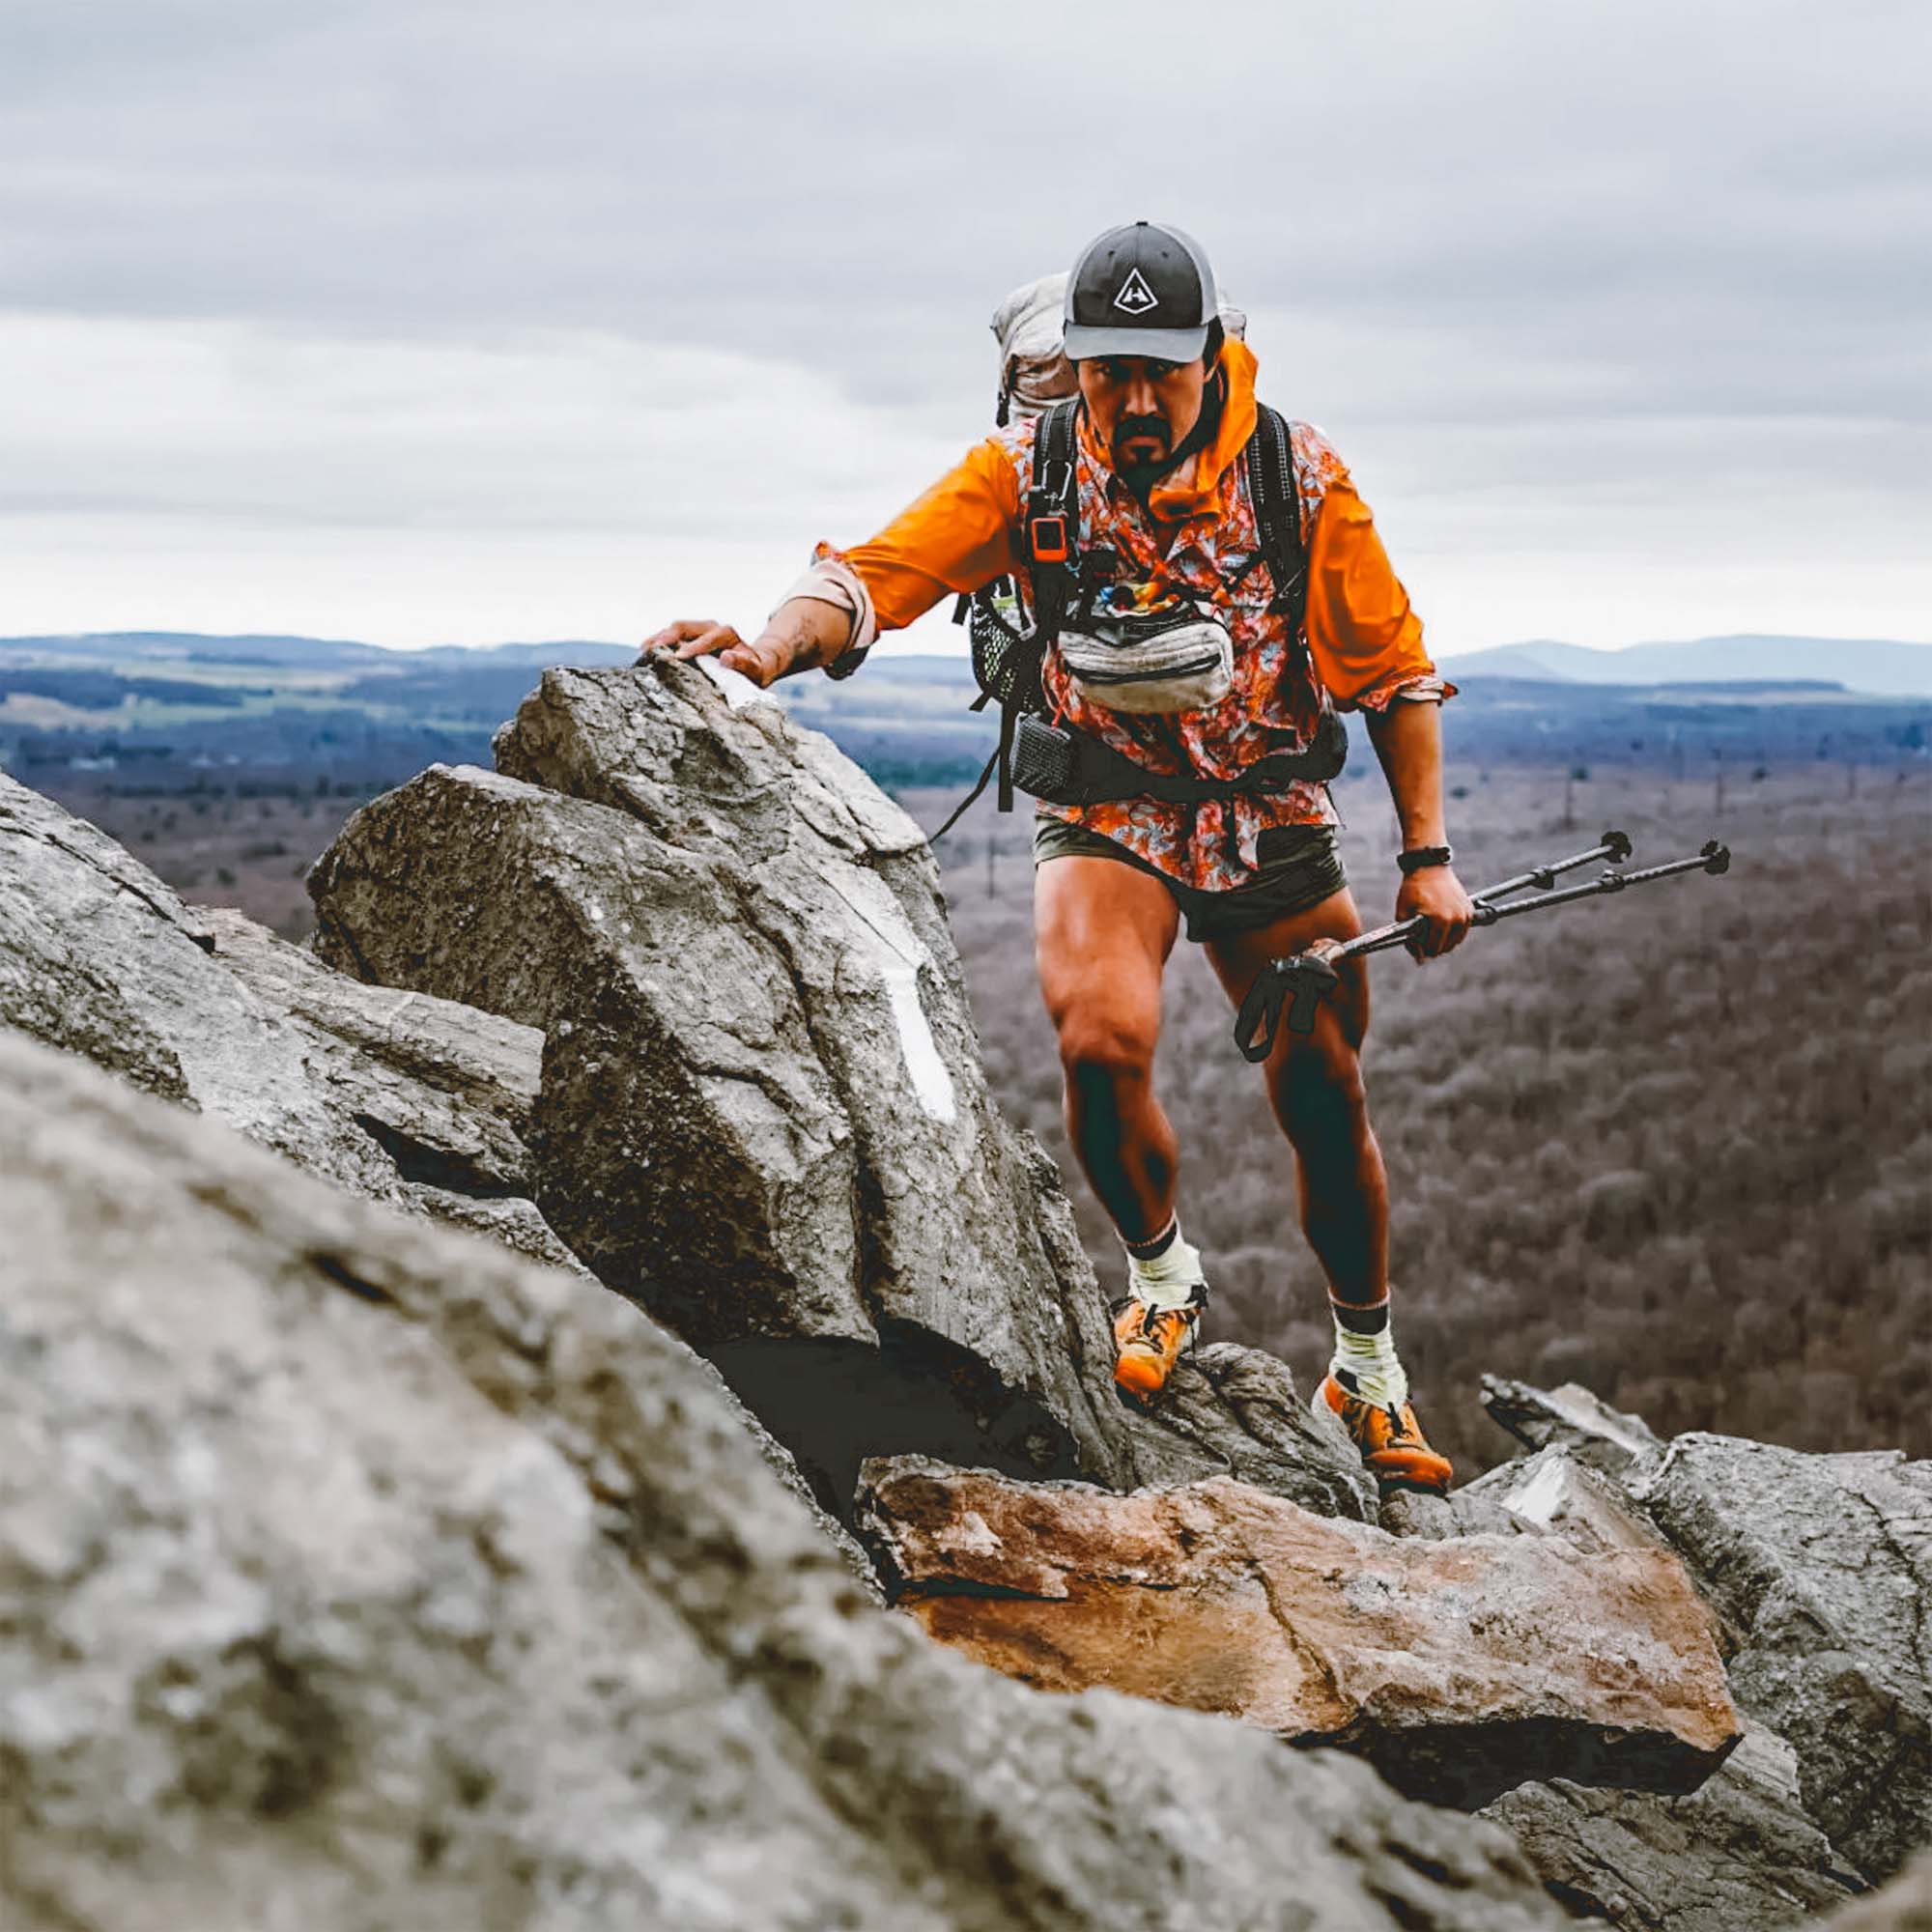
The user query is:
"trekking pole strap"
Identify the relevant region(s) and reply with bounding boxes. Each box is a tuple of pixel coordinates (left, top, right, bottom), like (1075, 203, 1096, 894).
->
(929, 746, 1002, 843)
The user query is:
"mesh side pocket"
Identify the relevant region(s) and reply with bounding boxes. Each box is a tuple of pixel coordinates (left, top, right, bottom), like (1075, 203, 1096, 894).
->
(969, 597, 1046, 712)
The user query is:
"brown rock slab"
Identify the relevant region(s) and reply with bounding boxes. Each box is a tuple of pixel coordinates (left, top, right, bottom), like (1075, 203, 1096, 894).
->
(858, 1458, 1742, 1809)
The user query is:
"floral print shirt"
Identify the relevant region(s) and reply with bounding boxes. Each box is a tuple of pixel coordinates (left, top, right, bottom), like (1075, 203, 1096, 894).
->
(819, 338, 1453, 893)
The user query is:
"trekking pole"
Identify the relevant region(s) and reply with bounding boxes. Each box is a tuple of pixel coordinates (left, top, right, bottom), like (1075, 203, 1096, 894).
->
(1233, 835, 1729, 1062)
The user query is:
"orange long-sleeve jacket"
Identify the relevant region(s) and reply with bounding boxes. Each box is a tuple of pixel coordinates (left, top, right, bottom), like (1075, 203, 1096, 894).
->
(818, 340, 1452, 891)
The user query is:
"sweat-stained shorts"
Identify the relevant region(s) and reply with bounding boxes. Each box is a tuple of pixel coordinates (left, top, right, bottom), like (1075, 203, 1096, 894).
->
(1031, 811, 1347, 944)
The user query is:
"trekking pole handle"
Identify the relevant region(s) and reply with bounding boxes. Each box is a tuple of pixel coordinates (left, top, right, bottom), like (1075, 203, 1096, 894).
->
(1329, 827, 1638, 964)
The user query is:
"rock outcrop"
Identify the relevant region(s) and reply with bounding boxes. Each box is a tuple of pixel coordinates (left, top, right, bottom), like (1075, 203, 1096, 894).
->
(856, 1456, 1741, 1809)
(1481, 1721, 1864, 1929)
(1455, 1376, 1932, 1914)
(0, 772, 550, 1236)
(304, 661, 1362, 1520)
(0, 1028, 1569, 1932)
(0, 771, 876, 1593)
(6, 650, 1924, 1930)
(1624, 1433, 1932, 1885)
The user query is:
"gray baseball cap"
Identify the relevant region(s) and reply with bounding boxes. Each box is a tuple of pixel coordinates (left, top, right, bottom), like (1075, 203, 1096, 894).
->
(1062, 220, 1218, 363)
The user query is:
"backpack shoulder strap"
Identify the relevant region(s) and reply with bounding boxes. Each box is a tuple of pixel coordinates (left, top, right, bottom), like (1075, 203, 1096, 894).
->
(1026, 399, 1081, 641)
(1244, 403, 1307, 631)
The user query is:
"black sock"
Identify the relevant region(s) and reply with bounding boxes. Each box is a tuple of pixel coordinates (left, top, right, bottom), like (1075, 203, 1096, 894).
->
(1330, 1295, 1390, 1337)
(1124, 1215, 1179, 1262)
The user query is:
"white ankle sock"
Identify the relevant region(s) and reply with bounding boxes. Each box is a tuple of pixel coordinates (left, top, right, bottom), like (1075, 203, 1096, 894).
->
(1329, 1305, 1409, 1409)
(1125, 1221, 1207, 1314)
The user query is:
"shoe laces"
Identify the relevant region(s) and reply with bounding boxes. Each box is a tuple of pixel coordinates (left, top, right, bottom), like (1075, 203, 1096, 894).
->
(1111, 1296, 1199, 1347)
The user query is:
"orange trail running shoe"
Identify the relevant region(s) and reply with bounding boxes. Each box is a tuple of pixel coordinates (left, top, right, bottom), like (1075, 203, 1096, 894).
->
(1317, 1372, 1455, 1495)
(1112, 1295, 1202, 1404)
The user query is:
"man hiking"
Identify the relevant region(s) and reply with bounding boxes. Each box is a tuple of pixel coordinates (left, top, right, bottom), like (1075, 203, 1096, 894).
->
(645, 221, 1474, 1494)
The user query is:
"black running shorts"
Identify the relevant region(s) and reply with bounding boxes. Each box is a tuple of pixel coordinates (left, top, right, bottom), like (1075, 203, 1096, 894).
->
(1031, 812, 1347, 943)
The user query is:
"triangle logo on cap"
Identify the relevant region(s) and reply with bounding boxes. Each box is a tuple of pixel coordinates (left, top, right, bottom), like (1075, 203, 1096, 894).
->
(1113, 268, 1159, 316)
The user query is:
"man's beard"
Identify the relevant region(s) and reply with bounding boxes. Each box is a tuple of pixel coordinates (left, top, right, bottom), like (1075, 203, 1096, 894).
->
(1113, 413, 1173, 491)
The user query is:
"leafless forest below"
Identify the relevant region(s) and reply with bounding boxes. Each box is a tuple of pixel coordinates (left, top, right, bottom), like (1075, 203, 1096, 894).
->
(42, 744, 1930, 1484)
(914, 763, 1932, 1480)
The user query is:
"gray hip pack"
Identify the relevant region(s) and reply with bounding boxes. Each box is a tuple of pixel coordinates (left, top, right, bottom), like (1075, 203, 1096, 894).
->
(1055, 608, 1235, 714)
(934, 395, 1324, 838)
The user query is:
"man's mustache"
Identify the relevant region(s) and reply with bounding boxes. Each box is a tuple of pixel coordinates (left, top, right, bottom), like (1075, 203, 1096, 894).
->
(1115, 413, 1170, 453)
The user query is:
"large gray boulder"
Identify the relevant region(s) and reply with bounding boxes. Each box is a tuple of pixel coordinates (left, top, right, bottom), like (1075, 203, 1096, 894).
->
(0, 1027, 1569, 1932)
(0, 773, 546, 1227)
(0, 774, 873, 1589)
(1483, 1721, 1865, 1930)
(305, 661, 1360, 1517)
(1622, 1433, 1932, 1885)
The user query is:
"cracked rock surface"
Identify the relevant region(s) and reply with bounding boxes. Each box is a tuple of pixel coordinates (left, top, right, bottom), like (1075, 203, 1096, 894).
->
(306, 662, 1369, 1518)
(1482, 1721, 1864, 1929)
(856, 1456, 1742, 1809)
(0, 1029, 1570, 1932)
(0, 774, 543, 1218)
(1622, 1433, 1932, 1885)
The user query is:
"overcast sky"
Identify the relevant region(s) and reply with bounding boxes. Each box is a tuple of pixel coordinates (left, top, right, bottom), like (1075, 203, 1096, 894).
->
(2, 0, 1926, 654)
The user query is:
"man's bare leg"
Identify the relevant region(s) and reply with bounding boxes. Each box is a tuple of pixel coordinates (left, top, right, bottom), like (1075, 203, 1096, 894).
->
(1034, 855, 1181, 1243)
(1204, 886, 1453, 1490)
(1201, 886, 1386, 1309)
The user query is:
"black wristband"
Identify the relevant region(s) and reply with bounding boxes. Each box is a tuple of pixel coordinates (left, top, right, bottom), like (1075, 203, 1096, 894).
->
(1397, 843, 1453, 875)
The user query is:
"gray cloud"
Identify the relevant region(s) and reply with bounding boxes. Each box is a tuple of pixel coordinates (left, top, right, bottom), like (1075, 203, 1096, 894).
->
(0, 0, 1925, 647)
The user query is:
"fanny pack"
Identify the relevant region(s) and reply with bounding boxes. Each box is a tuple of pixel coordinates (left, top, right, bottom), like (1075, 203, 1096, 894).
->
(1056, 609, 1235, 716)
(1012, 708, 1348, 810)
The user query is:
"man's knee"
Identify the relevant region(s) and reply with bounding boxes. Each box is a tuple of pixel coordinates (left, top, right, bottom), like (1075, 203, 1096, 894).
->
(1270, 1035, 1369, 1143)
(1056, 1002, 1159, 1090)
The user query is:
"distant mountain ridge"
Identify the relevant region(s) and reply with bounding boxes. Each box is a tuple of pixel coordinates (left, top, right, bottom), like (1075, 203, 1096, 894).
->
(1437, 635, 1932, 697)
(0, 633, 638, 671)
(7, 630, 1928, 696)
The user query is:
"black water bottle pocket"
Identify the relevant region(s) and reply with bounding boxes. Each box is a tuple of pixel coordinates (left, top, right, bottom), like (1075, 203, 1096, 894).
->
(1011, 715, 1084, 805)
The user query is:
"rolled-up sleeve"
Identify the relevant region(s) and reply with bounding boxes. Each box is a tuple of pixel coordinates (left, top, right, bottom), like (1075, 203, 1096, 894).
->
(818, 438, 1024, 636)
(1302, 464, 1456, 714)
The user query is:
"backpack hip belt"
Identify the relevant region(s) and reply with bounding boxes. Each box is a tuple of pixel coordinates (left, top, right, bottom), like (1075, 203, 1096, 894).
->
(1011, 707, 1348, 810)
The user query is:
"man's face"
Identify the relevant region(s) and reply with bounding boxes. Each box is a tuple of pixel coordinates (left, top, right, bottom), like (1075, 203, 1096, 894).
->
(1075, 353, 1211, 477)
